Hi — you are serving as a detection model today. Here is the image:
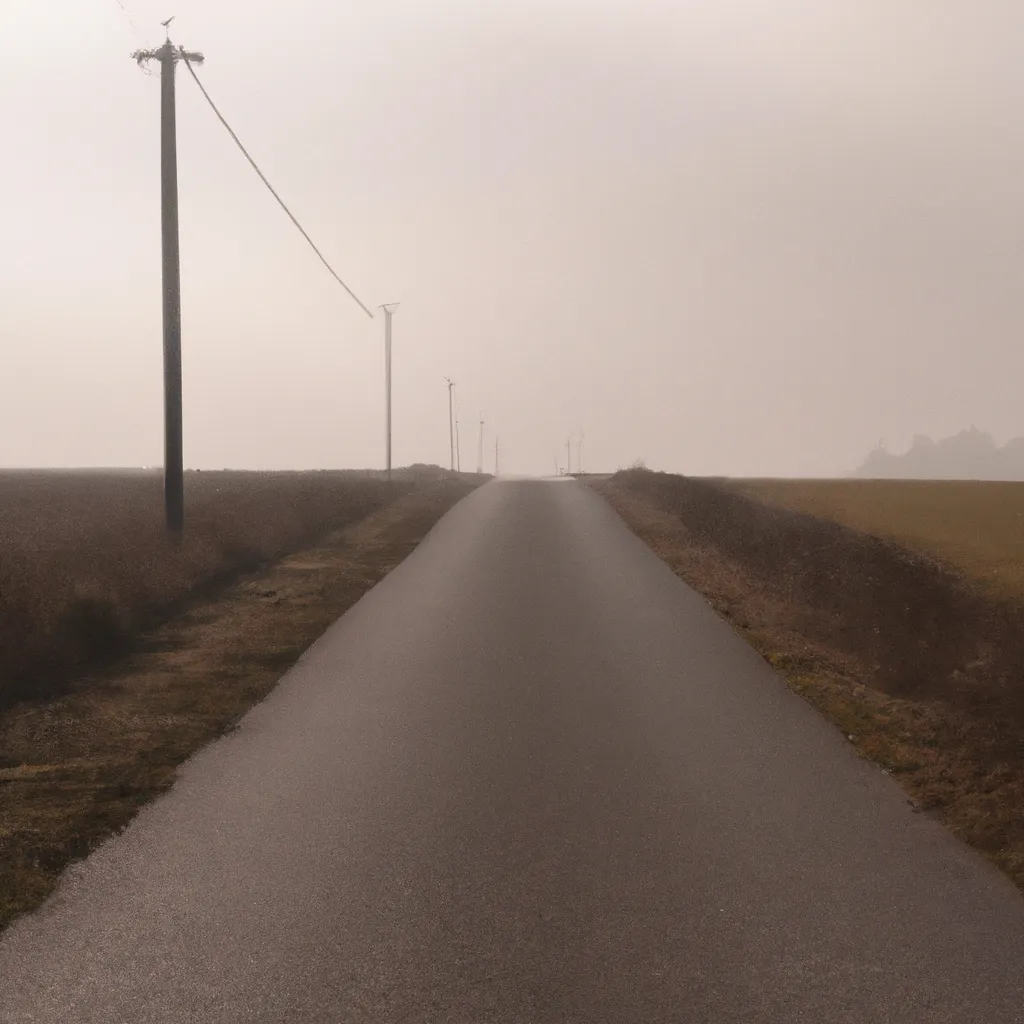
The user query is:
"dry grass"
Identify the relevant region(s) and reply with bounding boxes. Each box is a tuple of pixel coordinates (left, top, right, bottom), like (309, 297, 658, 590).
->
(0, 470, 412, 707)
(725, 478, 1024, 600)
(0, 478, 477, 931)
(594, 470, 1024, 893)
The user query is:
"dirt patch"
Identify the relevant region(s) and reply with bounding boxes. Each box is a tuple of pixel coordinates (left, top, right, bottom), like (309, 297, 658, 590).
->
(0, 479, 476, 933)
(593, 470, 1024, 892)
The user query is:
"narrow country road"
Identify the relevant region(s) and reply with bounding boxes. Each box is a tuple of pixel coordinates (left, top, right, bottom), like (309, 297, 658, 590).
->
(2, 480, 1023, 1023)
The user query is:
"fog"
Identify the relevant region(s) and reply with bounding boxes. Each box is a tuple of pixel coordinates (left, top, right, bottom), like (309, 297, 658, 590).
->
(4, 0, 1024, 476)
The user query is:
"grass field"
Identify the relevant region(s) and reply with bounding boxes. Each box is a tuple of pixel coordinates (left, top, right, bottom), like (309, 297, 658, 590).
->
(0, 470, 412, 707)
(724, 478, 1024, 600)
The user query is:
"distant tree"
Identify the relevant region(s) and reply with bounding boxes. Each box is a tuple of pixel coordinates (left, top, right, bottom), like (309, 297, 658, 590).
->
(855, 426, 1024, 480)
(937, 426, 995, 456)
(902, 434, 940, 477)
(855, 440, 899, 478)
(998, 436, 1024, 478)
(934, 427, 996, 479)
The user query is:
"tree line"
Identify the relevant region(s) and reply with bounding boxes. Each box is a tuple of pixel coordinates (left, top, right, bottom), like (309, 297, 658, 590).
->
(856, 427, 1024, 480)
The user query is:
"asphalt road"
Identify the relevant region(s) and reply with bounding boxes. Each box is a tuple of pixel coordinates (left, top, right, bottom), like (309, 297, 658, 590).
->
(2, 480, 1024, 1023)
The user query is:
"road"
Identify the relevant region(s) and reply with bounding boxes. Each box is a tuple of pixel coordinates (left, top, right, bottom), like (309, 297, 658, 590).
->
(2, 480, 1023, 1023)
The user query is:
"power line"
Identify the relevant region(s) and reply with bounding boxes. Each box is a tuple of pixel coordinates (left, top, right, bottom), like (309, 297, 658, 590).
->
(111, 0, 153, 55)
(179, 56, 374, 319)
(111, 0, 141, 36)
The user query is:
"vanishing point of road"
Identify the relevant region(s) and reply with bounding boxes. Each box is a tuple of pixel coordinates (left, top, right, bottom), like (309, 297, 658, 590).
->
(1, 480, 1023, 1023)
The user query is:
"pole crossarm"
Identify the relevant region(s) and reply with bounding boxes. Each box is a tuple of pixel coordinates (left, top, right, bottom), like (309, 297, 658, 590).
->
(132, 43, 205, 67)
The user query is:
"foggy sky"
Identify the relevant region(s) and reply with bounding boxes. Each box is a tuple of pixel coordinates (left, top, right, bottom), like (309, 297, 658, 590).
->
(4, 0, 1024, 476)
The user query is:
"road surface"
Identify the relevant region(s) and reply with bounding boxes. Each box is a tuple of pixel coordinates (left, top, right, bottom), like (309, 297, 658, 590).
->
(2, 480, 1023, 1023)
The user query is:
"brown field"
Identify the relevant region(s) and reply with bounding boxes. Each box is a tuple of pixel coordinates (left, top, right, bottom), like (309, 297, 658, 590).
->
(724, 478, 1024, 600)
(0, 469, 436, 707)
(594, 470, 1024, 892)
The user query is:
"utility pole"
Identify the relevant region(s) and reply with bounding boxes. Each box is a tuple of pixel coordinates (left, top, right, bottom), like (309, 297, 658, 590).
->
(455, 417, 461, 472)
(579, 430, 585, 475)
(444, 378, 455, 472)
(477, 415, 485, 475)
(379, 303, 399, 481)
(567, 438, 572, 476)
(132, 23, 204, 537)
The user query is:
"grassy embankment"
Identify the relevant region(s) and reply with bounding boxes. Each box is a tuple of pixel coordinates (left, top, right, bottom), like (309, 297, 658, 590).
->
(0, 469, 479, 930)
(594, 471, 1024, 892)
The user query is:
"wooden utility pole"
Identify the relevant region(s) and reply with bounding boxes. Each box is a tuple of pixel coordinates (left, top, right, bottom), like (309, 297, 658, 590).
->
(477, 415, 485, 475)
(444, 378, 455, 472)
(132, 25, 204, 536)
(379, 304, 399, 481)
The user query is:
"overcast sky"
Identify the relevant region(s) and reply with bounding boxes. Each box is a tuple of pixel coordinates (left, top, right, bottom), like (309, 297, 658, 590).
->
(4, 1, 1024, 476)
